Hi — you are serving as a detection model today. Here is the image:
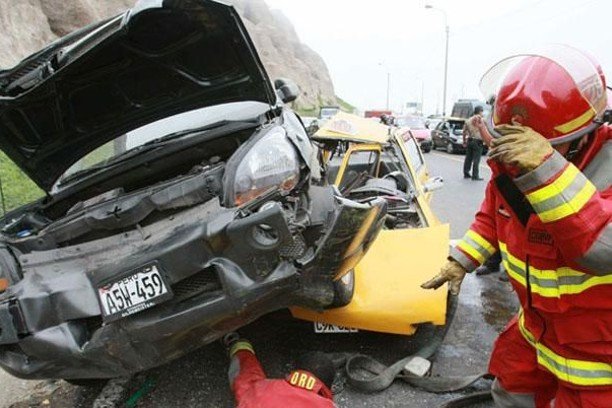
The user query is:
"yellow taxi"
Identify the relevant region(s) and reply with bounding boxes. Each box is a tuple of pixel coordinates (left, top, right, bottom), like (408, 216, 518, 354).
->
(291, 112, 450, 335)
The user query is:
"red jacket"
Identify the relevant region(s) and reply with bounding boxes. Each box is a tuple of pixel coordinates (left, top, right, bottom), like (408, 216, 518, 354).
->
(451, 126, 612, 389)
(229, 350, 335, 408)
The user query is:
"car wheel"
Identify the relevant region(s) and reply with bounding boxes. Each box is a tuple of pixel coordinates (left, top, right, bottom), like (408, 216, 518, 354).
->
(446, 142, 454, 154)
(331, 270, 355, 307)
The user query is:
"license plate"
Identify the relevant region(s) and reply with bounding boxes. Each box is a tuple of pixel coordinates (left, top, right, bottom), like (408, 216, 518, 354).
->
(98, 263, 172, 322)
(314, 322, 358, 333)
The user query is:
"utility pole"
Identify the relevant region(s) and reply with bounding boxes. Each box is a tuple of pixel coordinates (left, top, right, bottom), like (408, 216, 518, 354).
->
(420, 81, 425, 115)
(386, 72, 391, 111)
(426, 4, 449, 116)
(443, 23, 449, 115)
(379, 62, 391, 111)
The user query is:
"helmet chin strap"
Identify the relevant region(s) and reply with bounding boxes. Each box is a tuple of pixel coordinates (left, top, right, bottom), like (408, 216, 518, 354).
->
(560, 109, 610, 161)
(564, 138, 583, 161)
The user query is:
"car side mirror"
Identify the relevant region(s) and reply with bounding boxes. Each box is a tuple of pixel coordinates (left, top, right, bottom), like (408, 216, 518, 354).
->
(423, 176, 444, 193)
(274, 78, 300, 104)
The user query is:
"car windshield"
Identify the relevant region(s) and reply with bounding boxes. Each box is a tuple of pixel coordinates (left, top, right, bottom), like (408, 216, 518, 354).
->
(449, 121, 464, 131)
(57, 102, 269, 187)
(397, 117, 426, 129)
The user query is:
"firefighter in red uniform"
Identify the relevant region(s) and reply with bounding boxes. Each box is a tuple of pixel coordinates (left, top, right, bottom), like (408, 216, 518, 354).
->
(224, 333, 336, 407)
(422, 45, 612, 407)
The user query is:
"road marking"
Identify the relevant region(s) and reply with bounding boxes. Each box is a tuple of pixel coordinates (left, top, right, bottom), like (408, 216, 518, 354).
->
(430, 151, 490, 170)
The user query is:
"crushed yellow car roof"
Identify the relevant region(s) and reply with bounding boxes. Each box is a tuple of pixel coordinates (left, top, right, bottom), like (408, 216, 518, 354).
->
(312, 112, 391, 144)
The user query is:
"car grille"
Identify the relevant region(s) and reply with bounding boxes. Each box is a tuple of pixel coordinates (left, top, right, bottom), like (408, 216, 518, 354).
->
(171, 267, 222, 302)
(279, 234, 307, 259)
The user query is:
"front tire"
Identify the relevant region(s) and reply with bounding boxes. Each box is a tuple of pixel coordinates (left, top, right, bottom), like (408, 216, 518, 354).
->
(446, 142, 455, 154)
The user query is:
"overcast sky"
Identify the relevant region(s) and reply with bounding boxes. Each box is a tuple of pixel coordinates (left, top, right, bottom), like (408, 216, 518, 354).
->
(266, 0, 611, 115)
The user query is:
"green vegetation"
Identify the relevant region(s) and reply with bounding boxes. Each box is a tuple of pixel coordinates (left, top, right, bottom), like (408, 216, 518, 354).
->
(0, 151, 45, 216)
(336, 96, 357, 113)
(295, 95, 357, 118)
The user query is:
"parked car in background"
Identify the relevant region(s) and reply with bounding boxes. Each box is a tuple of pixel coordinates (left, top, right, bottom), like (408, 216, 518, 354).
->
(319, 105, 341, 122)
(431, 117, 466, 154)
(396, 116, 432, 153)
(0, 0, 386, 381)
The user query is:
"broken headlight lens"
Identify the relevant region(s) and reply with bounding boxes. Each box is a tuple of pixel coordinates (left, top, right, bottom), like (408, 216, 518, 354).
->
(224, 126, 300, 206)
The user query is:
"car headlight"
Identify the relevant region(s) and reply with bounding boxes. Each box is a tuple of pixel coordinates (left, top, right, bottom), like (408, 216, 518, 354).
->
(223, 126, 300, 207)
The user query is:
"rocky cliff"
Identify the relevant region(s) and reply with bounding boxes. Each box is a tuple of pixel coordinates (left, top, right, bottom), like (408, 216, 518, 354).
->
(0, 0, 336, 111)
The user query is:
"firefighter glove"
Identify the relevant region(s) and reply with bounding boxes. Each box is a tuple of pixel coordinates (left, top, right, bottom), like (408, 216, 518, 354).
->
(420, 259, 467, 296)
(489, 125, 553, 173)
(228, 339, 255, 358)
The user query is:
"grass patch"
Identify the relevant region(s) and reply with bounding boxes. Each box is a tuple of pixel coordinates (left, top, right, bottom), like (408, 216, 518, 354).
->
(0, 152, 45, 216)
(336, 96, 356, 113)
(295, 95, 357, 118)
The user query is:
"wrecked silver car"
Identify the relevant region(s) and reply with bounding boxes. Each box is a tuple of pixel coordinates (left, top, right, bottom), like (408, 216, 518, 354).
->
(0, 0, 385, 380)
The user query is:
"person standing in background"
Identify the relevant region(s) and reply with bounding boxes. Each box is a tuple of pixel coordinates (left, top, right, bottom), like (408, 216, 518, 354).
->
(462, 106, 490, 180)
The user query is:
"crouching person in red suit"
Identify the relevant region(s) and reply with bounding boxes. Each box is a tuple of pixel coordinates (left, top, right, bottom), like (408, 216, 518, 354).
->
(224, 333, 336, 407)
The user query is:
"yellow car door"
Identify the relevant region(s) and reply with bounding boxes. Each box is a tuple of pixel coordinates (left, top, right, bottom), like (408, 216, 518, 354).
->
(292, 131, 449, 335)
(401, 131, 434, 202)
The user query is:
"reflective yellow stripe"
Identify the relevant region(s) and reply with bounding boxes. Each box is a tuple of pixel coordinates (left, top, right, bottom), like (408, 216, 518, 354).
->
(526, 165, 579, 204)
(229, 341, 255, 357)
(518, 311, 612, 386)
(554, 108, 595, 135)
(457, 230, 496, 264)
(465, 230, 495, 255)
(457, 240, 485, 264)
(505, 264, 527, 287)
(537, 182, 596, 223)
(499, 242, 612, 297)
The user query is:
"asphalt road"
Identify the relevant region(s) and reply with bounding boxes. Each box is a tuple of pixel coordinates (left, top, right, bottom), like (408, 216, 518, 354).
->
(3, 150, 519, 408)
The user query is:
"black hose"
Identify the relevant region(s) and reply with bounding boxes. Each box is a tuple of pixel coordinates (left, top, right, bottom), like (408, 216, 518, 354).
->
(345, 293, 467, 393)
(439, 391, 493, 407)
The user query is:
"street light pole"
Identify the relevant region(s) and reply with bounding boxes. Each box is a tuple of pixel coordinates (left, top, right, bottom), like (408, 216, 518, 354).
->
(420, 80, 425, 115)
(379, 62, 391, 111)
(426, 4, 449, 116)
(443, 23, 449, 116)
(386, 71, 390, 111)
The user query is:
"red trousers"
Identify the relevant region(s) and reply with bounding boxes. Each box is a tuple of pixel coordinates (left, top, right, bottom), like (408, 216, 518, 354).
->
(489, 318, 612, 407)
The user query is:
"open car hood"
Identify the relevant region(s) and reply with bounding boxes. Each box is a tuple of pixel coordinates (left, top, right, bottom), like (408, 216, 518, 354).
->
(0, 0, 276, 191)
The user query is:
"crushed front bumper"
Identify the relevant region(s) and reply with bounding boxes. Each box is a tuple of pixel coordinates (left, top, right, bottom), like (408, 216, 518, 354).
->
(0, 187, 385, 379)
